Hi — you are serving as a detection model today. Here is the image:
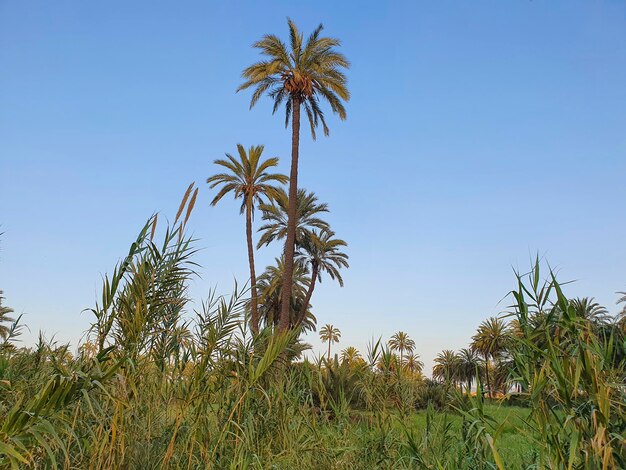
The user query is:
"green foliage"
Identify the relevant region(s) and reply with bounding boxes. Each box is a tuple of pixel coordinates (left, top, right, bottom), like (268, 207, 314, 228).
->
(238, 18, 350, 139)
(1, 205, 624, 469)
(508, 259, 626, 469)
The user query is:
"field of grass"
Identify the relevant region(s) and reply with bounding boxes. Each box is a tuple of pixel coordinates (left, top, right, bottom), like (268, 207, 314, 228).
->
(410, 405, 534, 465)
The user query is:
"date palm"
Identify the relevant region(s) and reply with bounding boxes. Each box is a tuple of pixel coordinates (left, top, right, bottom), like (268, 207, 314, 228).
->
(404, 353, 424, 378)
(388, 331, 415, 368)
(239, 19, 349, 332)
(340, 346, 362, 366)
(297, 230, 349, 321)
(207, 144, 287, 335)
(257, 256, 315, 332)
(432, 349, 459, 384)
(0, 291, 15, 341)
(569, 297, 610, 325)
(471, 317, 510, 398)
(320, 324, 341, 361)
(257, 188, 330, 248)
(457, 348, 482, 395)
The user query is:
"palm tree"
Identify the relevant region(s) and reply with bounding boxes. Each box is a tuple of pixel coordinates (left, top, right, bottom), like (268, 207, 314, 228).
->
(239, 19, 350, 332)
(388, 331, 416, 368)
(320, 324, 341, 361)
(403, 353, 424, 378)
(257, 188, 330, 248)
(0, 291, 15, 341)
(456, 348, 482, 395)
(569, 297, 610, 325)
(432, 349, 459, 384)
(257, 256, 316, 332)
(471, 317, 510, 398)
(340, 346, 362, 365)
(207, 144, 287, 335)
(297, 230, 349, 321)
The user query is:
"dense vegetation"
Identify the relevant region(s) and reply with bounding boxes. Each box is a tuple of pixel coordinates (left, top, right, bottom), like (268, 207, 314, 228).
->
(1, 19, 625, 469)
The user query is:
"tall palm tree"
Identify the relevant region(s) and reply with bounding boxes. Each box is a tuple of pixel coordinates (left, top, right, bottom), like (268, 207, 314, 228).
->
(388, 331, 416, 368)
(471, 317, 510, 398)
(432, 349, 459, 385)
(319, 324, 341, 361)
(456, 348, 482, 395)
(257, 187, 330, 248)
(0, 291, 15, 341)
(239, 19, 350, 332)
(207, 144, 287, 335)
(297, 230, 349, 321)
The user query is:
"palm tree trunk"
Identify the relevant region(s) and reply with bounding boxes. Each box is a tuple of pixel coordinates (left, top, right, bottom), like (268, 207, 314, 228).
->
(327, 341, 331, 361)
(299, 261, 318, 325)
(246, 202, 259, 335)
(278, 96, 301, 331)
(484, 354, 491, 399)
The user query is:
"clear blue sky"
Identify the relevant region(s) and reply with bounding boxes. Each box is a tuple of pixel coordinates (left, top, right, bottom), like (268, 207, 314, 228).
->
(1, 1, 625, 373)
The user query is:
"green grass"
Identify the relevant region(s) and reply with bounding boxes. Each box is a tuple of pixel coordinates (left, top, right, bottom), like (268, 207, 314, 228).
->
(404, 404, 535, 467)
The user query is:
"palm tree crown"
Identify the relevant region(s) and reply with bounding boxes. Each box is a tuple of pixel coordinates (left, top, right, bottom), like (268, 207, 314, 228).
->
(207, 144, 287, 212)
(569, 297, 610, 324)
(432, 349, 459, 383)
(238, 19, 350, 139)
(340, 346, 362, 365)
(257, 188, 329, 248)
(297, 230, 349, 286)
(471, 317, 510, 360)
(403, 353, 424, 377)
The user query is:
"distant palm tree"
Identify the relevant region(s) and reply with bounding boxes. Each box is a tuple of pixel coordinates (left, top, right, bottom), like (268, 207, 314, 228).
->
(569, 297, 610, 325)
(320, 324, 341, 361)
(340, 346, 362, 365)
(432, 349, 459, 384)
(257, 188, 330, 249)
(403, 353, 424, 378)
(297, 230, 349, 321)
(457, 348, 482, 394)
(239, 19, 350, 332)
(388, 331, 416, 368)
(0, 291, 15, 341)
(207, 144, 287, 335)
(471, 317, 510, 398)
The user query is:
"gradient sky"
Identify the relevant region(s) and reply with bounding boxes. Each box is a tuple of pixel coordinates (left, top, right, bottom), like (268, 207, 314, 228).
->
(1, 1, 625, 374)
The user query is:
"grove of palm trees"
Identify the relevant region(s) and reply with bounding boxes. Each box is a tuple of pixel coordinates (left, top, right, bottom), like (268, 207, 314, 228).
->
(2, 13, 626, 470)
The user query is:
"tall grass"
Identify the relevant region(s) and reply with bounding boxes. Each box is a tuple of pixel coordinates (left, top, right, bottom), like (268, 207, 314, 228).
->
(509, 259, 625, 469)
